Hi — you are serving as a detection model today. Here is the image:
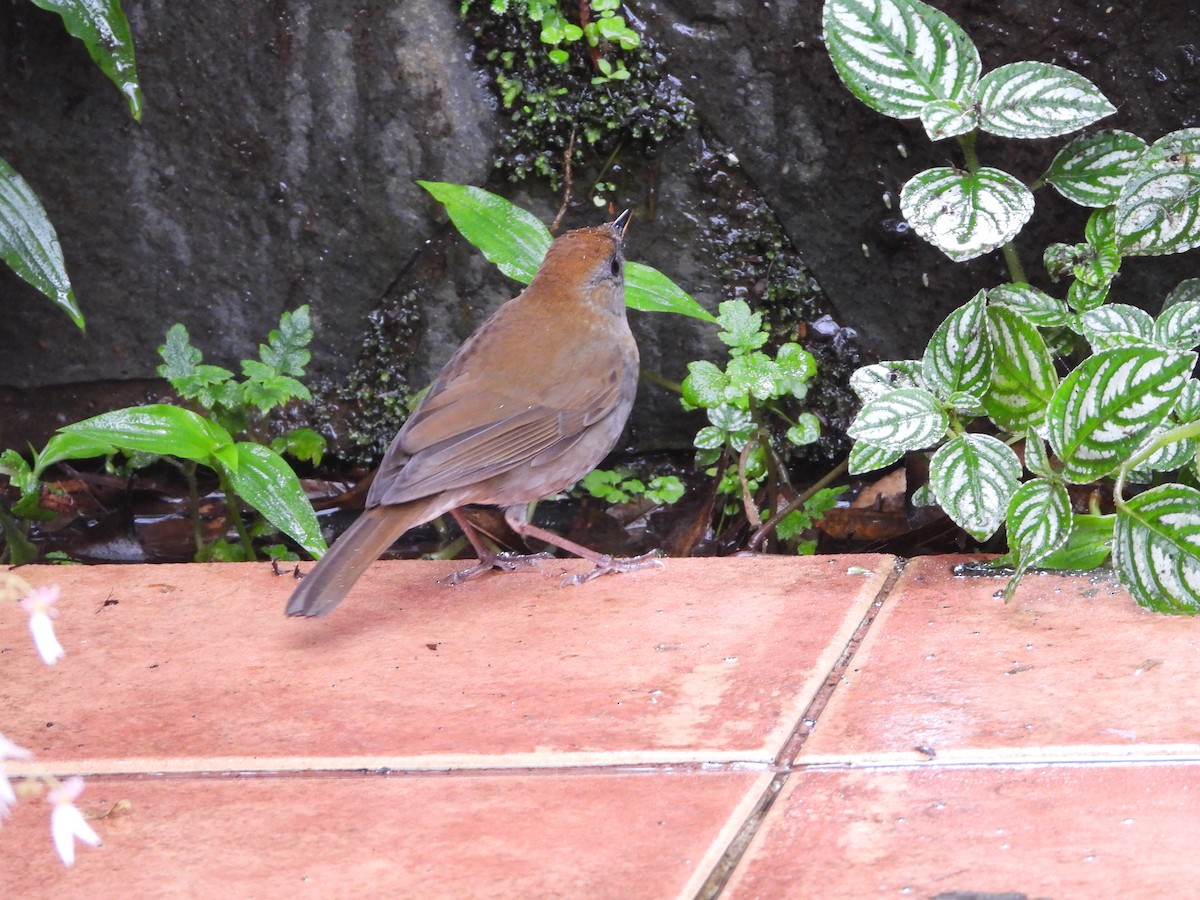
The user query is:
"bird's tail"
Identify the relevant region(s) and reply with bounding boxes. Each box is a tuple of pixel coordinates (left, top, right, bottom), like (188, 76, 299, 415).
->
(285, 504, 426, 618)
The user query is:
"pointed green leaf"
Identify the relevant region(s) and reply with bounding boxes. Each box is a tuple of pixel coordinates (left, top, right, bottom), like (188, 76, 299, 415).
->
(1038, 513, 1114, 570)
(920, 99, 978, 141)
(1023, 431, 1054, 478)
(31, 0, 142, 120)
(1007, 477, 1072, 564)
(1077, 303, 1154, 352)
(1163, 278, 1200, 311)
(822, 0, 980, 119)
(976, 62, 1114, 140)
(1127, 425, 1194, 480)
(987, 283, 1069, 328)
(983, 305, 1058, 433)
(1046, 347, 1194, 483)
(1154, 300, 1200, 350)
(848, 387, 948, 451)
(60, 404, 232, 464)
(1114, 483, 1200, 614)
(0, 157, 82, 328)
(1175, 379, 1200, 423)
(1043, 130, 1148, 207)
(901, 166, 1034, 261)
(226, 443, 327, 558)
(922, 290, 992, 400)
(848, 440, 902, 475)
(849, 360, 925, 404)
(625, 261, 714, 322)
(929, 433, 1021, 540)
(1115, 129, 1200, 256)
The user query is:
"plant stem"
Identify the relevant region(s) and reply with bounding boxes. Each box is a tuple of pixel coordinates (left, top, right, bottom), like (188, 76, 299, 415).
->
(747, 456, 850, 552)
(216, 467, 256, 560)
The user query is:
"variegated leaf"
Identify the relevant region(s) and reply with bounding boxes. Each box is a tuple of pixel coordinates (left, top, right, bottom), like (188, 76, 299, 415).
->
(976, 62, 1115, 140)
(849, 359, 925, 404)
(1115, 128, 1200, 256)
(847, 387, 948, 451)
(1007, 477, 1072, 564)
(1126, 424, 1194, 481)
(1046, 347, 1194, 483)
(922, 290, 992, 400)
(983, 305, 1058, 433)
(1043, 130, 1147, 207)
(1023, 431, 1054, 478)
(987, 283, 1069, 328)
(1114, 483, 1200, 614)
(848, 440, 903, 475)
(1175, 379, 1200, 423)
(1154, 300, 1200, 350)
(920, 99, 978, 141)
(901, 166, 1034, 261)
(1077, 303, 1154, 352)
(929, 433, 1021, 540)
(1163, 278, 1200, 310)
(822, 0, 980, 120)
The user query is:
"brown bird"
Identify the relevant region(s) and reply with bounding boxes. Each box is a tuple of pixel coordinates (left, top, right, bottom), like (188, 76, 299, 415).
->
(286, 210, 659, 617)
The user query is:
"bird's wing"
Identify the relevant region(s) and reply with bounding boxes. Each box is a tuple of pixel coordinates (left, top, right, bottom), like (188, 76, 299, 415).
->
(368, 344, 628, 506)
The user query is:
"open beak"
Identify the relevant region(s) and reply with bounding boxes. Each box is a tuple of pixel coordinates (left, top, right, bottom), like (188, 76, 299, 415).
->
(611, 209, 632, 237)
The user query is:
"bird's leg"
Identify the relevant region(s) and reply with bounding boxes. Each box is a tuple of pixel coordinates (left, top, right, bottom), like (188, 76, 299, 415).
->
(503, 505, 663, 587)
(439, 509, 554, 585)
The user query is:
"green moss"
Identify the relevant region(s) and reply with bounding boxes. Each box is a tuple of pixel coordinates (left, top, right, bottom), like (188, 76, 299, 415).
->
(461, 1, 694, 198)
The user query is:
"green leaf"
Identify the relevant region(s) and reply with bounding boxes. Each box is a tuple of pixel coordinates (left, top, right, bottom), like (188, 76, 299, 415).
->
(848, 440, 902, 475)
(1127, 425, 1194, 480)
(271, 428, 326, 467)
(241, 360, 310, 411)
(1023, 431, 1054, 478)
(260, 305, 313, 377)
(1163, 278, 1200, 311)
(976, 62, 1114, 140)
(1077, 303, 1154, 352)
(60, 404, 232, 465)
(922, 290, 992, 400)
(1043, 130, 1148, 207)
(920, 99, 978, 141)
(625, 262, 715, 322)
(645, 476, 684, 505)
(901, 166, 1034, 261)
(1115, 129, 1200, 256)
(1175, 379, 1200, 423)
(786, 413, 821, 446)
(30, 0, 142, 121)
(726, 352, 779, 401)
(849, 360, 925, 404)
(929, 433, 1021, 541)
(776, 343, 817, 398)
(0, 157, 82, 329)
(987, 282, 1069, 328)
(707, 404, 753, 440)
(982, 305, 1058, 433)
(1066, 277, 1109, 313)
(680, 360, 727, 409)
(821, 0, 980, 119)
(1038, 513, 1114, 570)
(715, 300, 768, 353)
(1007, 477, 1072, 565)
(418, 181, 551, 282)
(33, 432, 117, 475)
(693, 425, 726, 451)
(847, 387, 948, 451)
(225, 442, 326, 559)
(1046, 347, 1194, 483)
(1114, 483, 1200, 614)
(157, 323, 203, 380)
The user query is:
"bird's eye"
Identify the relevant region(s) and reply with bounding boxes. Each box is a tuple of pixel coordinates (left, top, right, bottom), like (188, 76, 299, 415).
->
(610, 257, 622, 278)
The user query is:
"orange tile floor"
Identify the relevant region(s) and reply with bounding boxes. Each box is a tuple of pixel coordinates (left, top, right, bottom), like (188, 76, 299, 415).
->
(3, 555, 1199, 897)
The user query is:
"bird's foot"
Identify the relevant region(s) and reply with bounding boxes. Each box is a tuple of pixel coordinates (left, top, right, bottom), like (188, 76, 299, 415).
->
(561, 550, 664, 587)
(441, 551, 556, 586)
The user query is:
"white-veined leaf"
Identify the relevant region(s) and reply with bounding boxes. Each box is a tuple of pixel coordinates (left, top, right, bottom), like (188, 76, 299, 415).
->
(1163, 278, 1200, 310)
(901, 166, 1034, 261)
(1115, 128, 1200, 256)
(1067, 278, 1109, 313)
(983, 305, 1058, 433)
(1077, 303, 1154, 352)
(1046, 347, 1194, 483)
(920, 99, 978, 141)
(987, 283, 1069, 328)
(1114, 483, 1200, 614)
(1043, 130, 1148, 207)
(1175, 379, 1200, 423)
(977, 62, 1115, 140)
(848, 440, 902, 475)
(922, 290, 992, 400)
(1154, 300, 1200, 350)
(847, 387, 948, 451)
(1023, 431, 1054, 478)
(848, 359, 924, 404)
(1126, 424, 1194, 481)
(1007, 477, 1071, 563)
(822, 0, 980, 120)
(929, 433, 1021, 540)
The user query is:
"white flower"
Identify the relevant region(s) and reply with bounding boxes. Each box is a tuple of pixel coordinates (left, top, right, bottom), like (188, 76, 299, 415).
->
(48, 777, 101, 866)
(20, 584, 65, 665)
(0, 733, 33, 821)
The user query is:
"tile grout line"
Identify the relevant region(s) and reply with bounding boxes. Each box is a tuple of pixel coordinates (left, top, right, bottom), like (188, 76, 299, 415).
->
(689, 556, 909, 900)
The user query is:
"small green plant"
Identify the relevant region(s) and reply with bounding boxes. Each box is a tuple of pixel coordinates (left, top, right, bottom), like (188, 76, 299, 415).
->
(680, 300, 836, 553)
(579, 468, 684, 505)
(1, 309, 326, 564)
(0, 0, 141, 329)
(826, 0, 1200, 612)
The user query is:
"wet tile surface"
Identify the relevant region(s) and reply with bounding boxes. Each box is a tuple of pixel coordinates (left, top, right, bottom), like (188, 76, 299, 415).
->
(3, 556, 889, 770)
(800, 555, 1200, 765)
(725, 763, 1200, 899)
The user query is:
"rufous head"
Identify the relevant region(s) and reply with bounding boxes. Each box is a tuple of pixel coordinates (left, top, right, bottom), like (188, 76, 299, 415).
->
(527, 211, 630, 311)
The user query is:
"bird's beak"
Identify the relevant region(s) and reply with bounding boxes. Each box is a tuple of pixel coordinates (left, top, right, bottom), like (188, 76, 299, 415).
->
(611, 209, 632, 237)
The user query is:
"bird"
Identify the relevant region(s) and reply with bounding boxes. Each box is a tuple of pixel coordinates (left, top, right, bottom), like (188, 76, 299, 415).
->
(285, 210, 660, 618)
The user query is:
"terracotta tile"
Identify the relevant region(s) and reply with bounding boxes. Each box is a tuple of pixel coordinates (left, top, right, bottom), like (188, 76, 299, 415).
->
(0, 769, 770, 898)
(2, 556, 892, 771)
(724, 763, 1200, 899)
(801, 556, 1200, 765)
